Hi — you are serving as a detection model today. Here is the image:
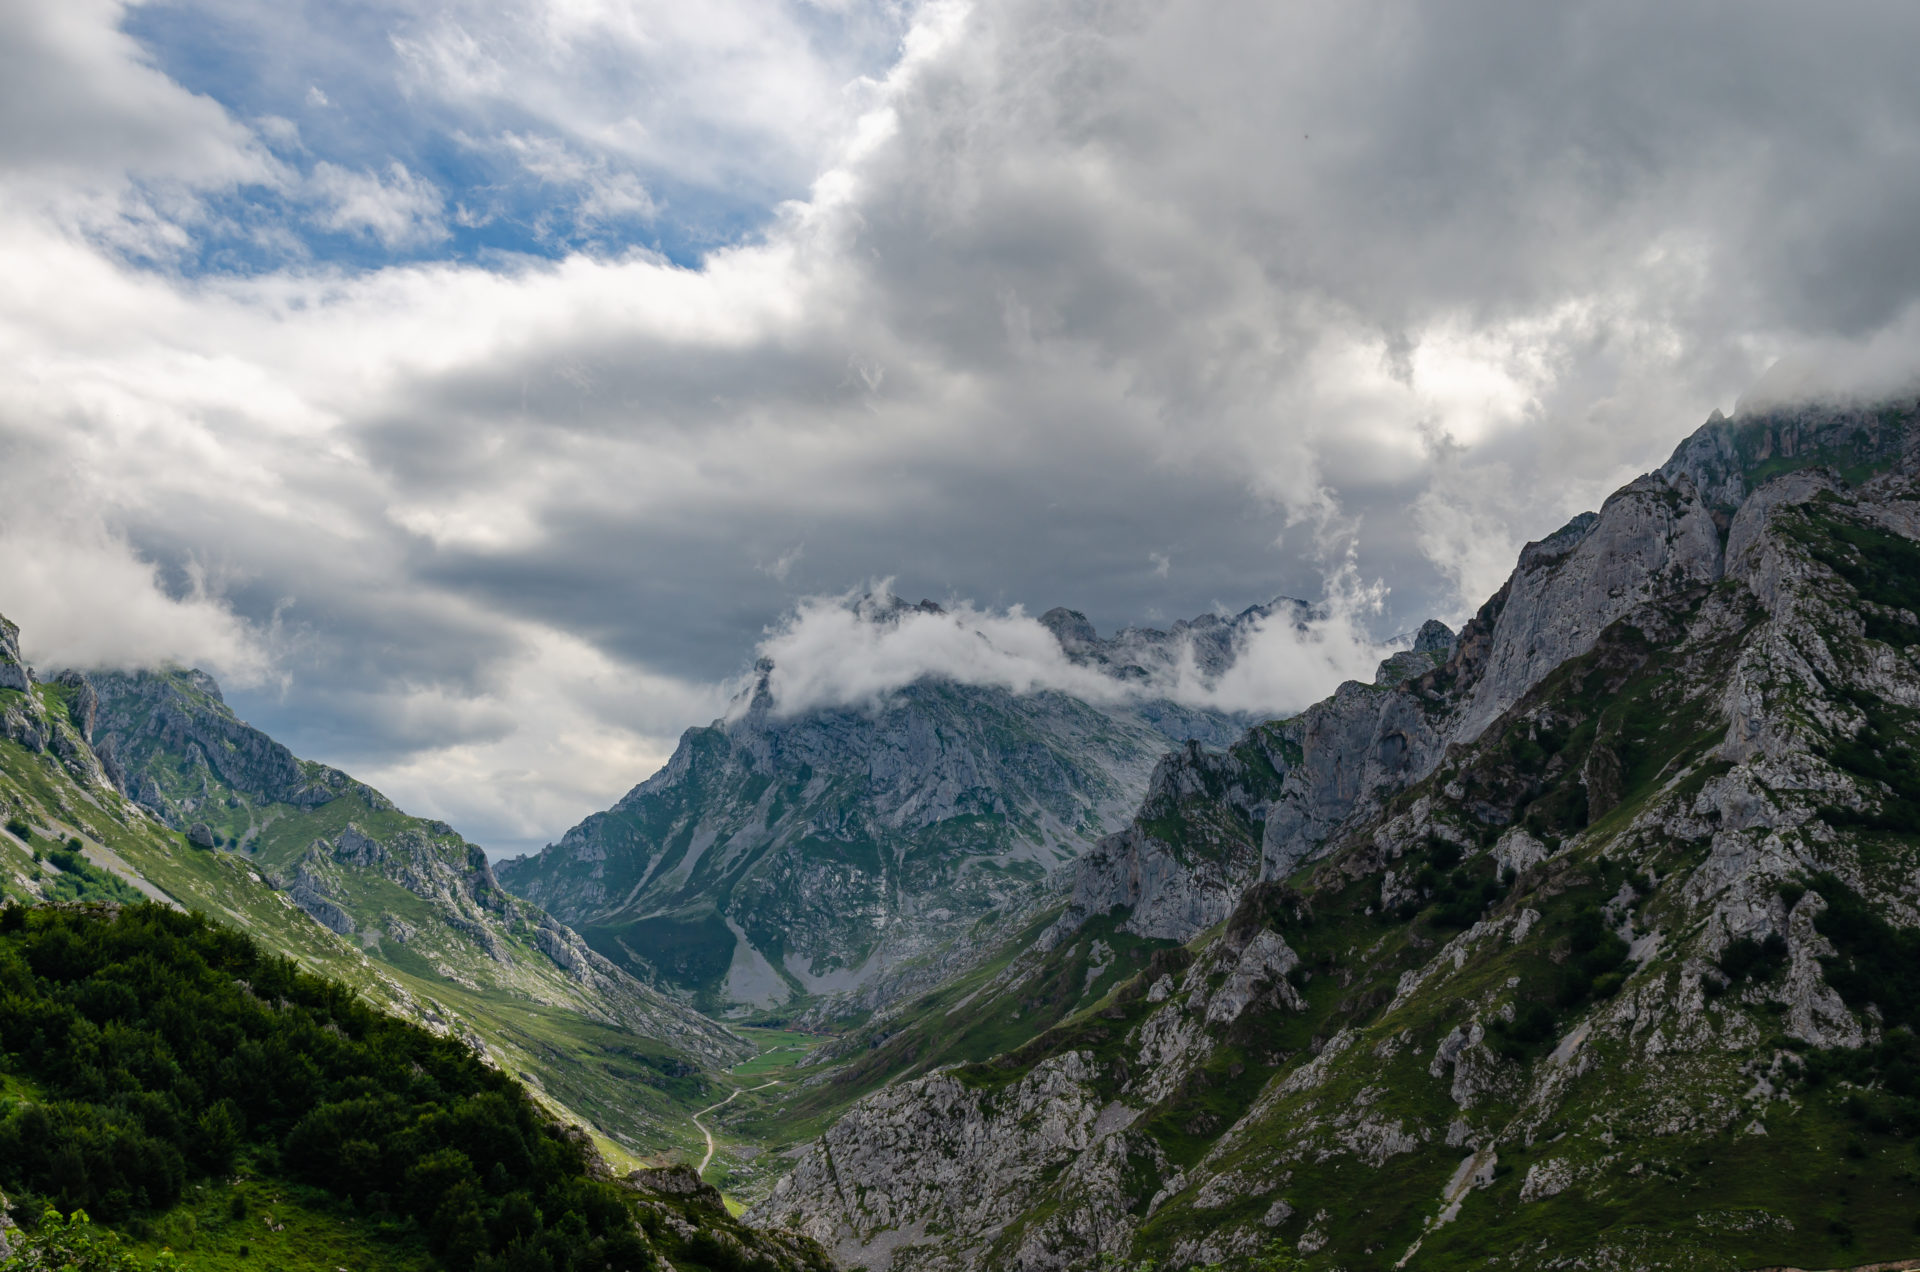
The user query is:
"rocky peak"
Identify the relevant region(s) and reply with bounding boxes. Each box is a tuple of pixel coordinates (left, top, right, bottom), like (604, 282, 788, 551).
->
(1041, 596, 1316, 682)
(1038, 606, 1098, 649)
(87, 668, 392, 830)
(0, 617, 109, 787)
(1411, 618, 1456, 654)
(503, 666, 1254, 1014)
(1047, 395, 1920, 950)
(858, 593, 946, 623)
(0, 613, 28, 693)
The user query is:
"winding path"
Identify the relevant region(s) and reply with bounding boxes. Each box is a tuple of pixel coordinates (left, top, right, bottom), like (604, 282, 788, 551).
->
(692, 1079, 783, 1177)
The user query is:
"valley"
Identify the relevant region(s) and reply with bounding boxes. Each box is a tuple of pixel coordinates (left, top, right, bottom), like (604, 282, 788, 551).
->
(10, 394, 1920, 1271)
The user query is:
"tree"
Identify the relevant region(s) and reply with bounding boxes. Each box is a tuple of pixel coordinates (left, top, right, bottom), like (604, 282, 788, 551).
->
(0, 1208, 178, 1272)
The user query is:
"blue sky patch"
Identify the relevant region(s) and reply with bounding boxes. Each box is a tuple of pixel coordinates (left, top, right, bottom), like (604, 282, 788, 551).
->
(119, 0, 822, 273)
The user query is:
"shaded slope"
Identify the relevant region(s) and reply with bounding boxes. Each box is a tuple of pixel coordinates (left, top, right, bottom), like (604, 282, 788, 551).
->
(0, 900, 830, 1272)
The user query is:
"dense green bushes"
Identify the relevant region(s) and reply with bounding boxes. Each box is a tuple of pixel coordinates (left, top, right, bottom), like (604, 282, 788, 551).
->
(1811, 872, 1920, 1031)
(0, 903, 661, 1270)
(1716, 933, 1789, 988)
(33, 846, 145, 907)
(0, 1205, 179, 1271)
(1486, 903, 1629, 1063)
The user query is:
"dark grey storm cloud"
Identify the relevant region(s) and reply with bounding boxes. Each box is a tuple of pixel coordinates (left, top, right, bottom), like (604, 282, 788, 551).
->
(2, 0, 1919, 853)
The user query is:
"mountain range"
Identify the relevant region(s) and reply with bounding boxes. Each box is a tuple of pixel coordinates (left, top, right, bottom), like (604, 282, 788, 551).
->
(744, 393, 1920, 1271)
(8, 390, 1920, 1271)
(496, 597, 1284, 1018)
(0, 629, 750, 1164)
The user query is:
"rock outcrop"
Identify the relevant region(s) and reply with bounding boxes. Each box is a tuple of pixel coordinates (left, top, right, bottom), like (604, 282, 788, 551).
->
(89, 669, 390, 829)
(66, 663, 754, 1072)
(0, 616, 27, 694)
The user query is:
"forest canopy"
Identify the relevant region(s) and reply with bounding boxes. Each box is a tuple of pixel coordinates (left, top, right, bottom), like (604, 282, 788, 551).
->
(0, 902, 817, 1272)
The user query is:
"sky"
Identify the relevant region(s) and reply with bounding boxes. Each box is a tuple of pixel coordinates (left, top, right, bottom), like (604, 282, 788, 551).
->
(2, 0, 1919, 856)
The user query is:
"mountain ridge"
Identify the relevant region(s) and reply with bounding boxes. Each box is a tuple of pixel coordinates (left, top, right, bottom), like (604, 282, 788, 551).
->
(744, 392, 1920, 1271)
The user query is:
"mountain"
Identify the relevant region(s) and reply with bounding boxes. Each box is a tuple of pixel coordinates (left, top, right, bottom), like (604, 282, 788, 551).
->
(498, 600, 1279, 1017)
(87, 666, 742, 1061)
(746, 393, 1920, 1270)
(0, 630, 751, 1164)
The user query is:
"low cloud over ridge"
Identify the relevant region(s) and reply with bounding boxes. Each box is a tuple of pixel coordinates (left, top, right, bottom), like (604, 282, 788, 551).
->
(750, 572, 1394, 721)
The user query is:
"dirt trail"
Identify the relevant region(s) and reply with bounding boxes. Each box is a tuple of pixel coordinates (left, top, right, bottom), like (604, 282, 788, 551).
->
(692, 1079, 783, 1178)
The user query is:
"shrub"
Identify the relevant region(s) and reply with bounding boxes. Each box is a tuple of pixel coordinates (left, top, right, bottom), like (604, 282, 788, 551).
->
(0, 1206, 179, 1272)
(1718, 933, 1790, 985)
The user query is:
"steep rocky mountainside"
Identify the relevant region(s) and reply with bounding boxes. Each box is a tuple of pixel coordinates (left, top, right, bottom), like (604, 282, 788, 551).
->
(749, 395, 1920, 1270)
(500, 627, 1257, 1017)
(0, 642, 750, 1163)
(87, 666, 746, 1061)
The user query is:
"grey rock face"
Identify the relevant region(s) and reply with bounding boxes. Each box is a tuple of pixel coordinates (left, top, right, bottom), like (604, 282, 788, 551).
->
(1411, 619, 1457, 654)
(88, 669, 393, 828)
(1049, 634, 1457, 945)
(502, 672, 1251, 1014)
(754, 914, 1310, 1270)
(54, 670, 98, 741)
(1045, 736, 1285, 946)
(749, 1052, 1130, 1271)
(1449, 473, 1724, 743)
(1046, 597, 1315, 682)
(0, 615, 28, 693)
(0, 640, 111, 789)
(1048, 395, 1920, 953)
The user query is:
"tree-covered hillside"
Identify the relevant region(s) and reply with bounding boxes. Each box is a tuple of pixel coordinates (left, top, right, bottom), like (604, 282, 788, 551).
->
(0, 902, 829, 1272)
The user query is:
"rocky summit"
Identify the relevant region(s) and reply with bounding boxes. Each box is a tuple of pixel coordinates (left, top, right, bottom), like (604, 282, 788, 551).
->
(746, 393, 1920, 1270)
(498, 606, 1265, 1018)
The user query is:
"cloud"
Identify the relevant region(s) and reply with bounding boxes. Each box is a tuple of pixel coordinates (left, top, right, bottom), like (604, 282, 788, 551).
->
(4, 0, 1920, 856)
(0, 0, 265, 191)
(757, 544, 806, 582)
(0, 449, 272, 686)
(751, 574, 1391, 720)
(309, 161, 448, 248)
(341, 619, 727, 855)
